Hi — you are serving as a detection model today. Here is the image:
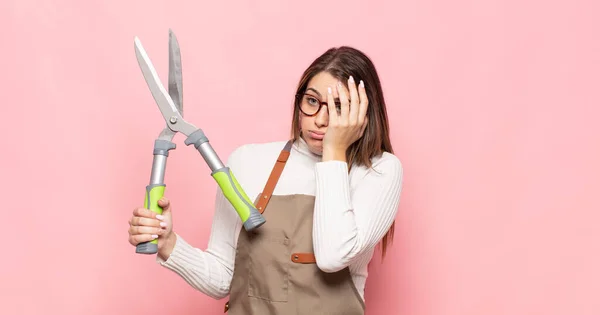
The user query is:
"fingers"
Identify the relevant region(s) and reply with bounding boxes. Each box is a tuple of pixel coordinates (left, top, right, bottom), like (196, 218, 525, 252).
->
(129, 233, 159, 246)
(128, 197, 172, 246)
(131, 197, 170, 220)
(128, 221, 163, 246)
(132, 206, 159, 219)
(129, 224, 165, 237)
(128, 211, 168, 246)
(336, 81, 350, 124)
(347, 76, 360, 124)
(157, 197, 171, 212)
(129, 198, 170, 228)
(326, 86, 338, 124)
(357, 80, 368, 126)
(129, 215, 163, 228)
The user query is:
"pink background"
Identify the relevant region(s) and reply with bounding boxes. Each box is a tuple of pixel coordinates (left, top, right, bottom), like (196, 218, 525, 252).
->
(2, 0, 599, 314)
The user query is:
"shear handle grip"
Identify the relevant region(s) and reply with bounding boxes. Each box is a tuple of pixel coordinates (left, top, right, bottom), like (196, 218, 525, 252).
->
(212, 167, 266, 231)
(184, 129, 266, 231)
(136, 184, 165, 254)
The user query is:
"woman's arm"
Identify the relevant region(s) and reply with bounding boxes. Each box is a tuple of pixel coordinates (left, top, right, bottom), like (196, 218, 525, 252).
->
(155, 147, 246, 299)
(312, 154, 403, 272)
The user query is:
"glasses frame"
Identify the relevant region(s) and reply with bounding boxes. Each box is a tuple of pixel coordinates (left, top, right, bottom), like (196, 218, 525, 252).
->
(295, 92, 346, 117)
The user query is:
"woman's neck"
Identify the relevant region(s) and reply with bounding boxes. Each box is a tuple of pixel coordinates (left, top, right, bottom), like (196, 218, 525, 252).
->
(293, 135, 322, 162)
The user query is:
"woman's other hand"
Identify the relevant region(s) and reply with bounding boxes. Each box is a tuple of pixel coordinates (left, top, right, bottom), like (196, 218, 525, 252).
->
(128, 197, 176, 260)
(322, 75, 369, 161)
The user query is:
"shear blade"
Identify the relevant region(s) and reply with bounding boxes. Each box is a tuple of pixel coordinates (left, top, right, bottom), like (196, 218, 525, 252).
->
(168, 29, 183, 116)
(134, 36, 181, 126)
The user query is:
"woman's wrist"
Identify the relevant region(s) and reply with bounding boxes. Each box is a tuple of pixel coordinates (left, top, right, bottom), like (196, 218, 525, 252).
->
(158, 232, 177, 261)
(322, 145, 347, 162)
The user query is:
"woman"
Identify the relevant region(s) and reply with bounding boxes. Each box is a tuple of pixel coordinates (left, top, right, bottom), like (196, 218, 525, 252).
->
(127, 46, 403, 314)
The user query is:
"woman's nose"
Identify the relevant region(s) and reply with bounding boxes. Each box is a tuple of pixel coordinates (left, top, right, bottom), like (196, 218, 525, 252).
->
(315, 106, 329, 127)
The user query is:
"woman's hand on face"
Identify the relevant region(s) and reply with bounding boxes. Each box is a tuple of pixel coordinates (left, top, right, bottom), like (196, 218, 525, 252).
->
(322, 76, 369, 160)
(128, 197, 176, 260)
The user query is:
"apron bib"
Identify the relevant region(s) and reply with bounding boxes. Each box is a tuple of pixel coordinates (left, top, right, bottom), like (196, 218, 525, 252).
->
(224, 140, 365, 314)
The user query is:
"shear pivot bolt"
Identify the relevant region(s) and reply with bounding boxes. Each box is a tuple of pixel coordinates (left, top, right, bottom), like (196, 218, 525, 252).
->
(169, 116, 178, 124)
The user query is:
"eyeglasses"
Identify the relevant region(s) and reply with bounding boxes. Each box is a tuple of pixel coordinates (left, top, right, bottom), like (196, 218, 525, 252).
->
(295, 93, 347, 117)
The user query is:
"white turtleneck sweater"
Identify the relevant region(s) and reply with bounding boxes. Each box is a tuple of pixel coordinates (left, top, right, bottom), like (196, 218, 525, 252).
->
(156, 138, 403, 302)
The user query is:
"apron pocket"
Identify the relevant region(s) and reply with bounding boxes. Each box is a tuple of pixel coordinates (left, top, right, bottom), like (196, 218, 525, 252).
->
(247, 236, 291, 302)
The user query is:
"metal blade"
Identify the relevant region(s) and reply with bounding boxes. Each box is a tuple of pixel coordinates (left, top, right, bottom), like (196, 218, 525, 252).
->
(134, 37, 182, 125)
(168, 29, 184, 117)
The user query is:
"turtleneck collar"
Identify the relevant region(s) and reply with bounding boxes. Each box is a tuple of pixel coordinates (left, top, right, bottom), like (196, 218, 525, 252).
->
(292, 135, 322, 162)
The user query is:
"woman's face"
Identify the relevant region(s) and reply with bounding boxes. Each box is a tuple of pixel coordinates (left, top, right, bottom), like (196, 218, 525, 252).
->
(299, 71, 348, 155)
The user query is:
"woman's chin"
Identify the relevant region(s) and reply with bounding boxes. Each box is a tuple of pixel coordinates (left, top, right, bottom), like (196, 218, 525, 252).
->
(300, 132, 324, 156)
(307, 139, 324, 156)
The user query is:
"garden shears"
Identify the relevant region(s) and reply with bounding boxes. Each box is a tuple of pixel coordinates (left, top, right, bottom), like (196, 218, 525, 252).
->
(133, 29, 266, 255)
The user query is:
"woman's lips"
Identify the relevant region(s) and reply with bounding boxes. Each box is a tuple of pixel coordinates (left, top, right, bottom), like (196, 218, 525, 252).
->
(308, 130, 325, 140)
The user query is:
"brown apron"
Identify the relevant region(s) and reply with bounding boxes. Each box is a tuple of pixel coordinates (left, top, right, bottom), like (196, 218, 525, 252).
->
(224, 140, 366, 315)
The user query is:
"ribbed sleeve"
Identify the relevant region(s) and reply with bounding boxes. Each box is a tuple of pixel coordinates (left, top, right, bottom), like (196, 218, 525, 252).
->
(312, 156, 403, 273)
(156, 233, 232, 299)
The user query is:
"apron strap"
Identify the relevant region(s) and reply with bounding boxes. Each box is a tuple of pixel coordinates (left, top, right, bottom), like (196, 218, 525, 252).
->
(255, 140, 293, 213)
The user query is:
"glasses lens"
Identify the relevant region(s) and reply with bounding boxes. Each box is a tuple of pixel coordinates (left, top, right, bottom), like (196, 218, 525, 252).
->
(300, 94, 321, 115)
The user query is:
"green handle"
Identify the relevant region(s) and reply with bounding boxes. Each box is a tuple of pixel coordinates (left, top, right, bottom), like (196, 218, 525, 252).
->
(136, 184, 165, 254)
(212, 167, 266, 231)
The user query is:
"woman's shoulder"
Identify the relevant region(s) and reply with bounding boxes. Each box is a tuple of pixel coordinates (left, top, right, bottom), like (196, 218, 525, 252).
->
(371, 151, 403, 170)
(227, 139, 291, 164)
(225, 140, 292, 190)
(356, 151, 403, 179)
